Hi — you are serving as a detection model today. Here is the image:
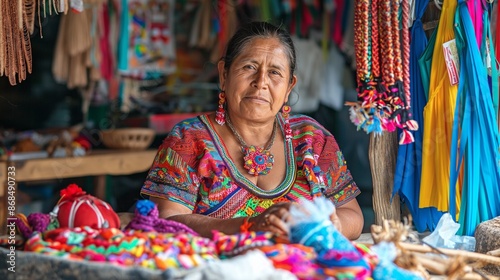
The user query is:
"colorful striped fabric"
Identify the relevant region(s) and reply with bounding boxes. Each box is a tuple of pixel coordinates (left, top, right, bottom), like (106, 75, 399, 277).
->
(141, 114, 360, 219)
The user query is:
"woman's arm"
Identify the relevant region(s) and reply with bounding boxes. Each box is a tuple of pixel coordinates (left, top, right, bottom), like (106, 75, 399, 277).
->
(331, 199, 364, 240)
(150, 197, 245, 238)
(150, 197, 290, 238)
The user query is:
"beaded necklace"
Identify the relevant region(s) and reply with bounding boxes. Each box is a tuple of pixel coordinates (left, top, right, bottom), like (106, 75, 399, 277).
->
(226, 115, 278, 176)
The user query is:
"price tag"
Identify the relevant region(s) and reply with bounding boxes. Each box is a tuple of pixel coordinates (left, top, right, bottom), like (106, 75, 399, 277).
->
(443, 39, 460, 85)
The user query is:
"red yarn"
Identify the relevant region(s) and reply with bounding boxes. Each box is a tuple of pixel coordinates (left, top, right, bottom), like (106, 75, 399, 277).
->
(401, 0, 412, 114)
(399, 130, 415, 145)
(73, 136, 92, 150)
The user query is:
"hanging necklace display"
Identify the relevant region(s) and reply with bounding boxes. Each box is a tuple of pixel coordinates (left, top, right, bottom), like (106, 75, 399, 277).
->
(347, 0, 417, 144)
(226, 115, 278, 176)
(0, 0, 32, 85)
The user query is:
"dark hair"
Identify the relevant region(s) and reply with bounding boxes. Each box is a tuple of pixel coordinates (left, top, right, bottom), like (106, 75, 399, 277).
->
(222, 21, 296, 83)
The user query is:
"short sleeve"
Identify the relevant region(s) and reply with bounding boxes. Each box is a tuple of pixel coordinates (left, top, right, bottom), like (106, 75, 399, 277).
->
(140, 131, 200, 211)
(318, 134, 361, 206)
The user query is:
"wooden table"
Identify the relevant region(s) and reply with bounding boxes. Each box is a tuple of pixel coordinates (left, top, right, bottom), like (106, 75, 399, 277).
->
(0, 149, 157, 232)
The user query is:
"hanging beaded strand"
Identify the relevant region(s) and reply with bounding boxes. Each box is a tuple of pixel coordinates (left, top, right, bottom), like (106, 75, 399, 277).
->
(399, 0, 419, 143)
(370, 0, 388, 133)
(378, 0, 397, 132)
(347, 0, 376, 132)
(388, 0, 406, 131)
(371, 0, 385, 95)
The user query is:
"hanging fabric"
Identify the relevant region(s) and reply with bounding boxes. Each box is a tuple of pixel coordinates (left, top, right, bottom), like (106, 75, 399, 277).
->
(393, 0, 444, 233)
(418, 28, 438, 102)
(419, 0, 460, 213)
(117, 0, 176, 78)
(482, 2, 499, 123)
(449, 0, 500, 236)
(467, 0, 484, 49)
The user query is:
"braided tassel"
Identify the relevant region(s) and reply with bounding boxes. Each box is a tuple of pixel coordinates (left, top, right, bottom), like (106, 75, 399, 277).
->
(400, 0, 418, 143)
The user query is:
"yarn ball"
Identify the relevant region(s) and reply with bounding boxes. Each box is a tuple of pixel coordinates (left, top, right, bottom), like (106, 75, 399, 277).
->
(125, 200, 198, 236)
(136, 200, 156, 216)
(56, 184, 120, 229)
(15, 213, 50, 239)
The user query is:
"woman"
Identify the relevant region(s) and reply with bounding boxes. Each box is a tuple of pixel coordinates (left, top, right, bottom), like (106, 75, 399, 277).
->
(141, 22, 364, 240)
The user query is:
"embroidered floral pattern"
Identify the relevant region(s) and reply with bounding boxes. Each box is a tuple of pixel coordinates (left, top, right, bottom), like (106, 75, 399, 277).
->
(242, 145, 274, 175)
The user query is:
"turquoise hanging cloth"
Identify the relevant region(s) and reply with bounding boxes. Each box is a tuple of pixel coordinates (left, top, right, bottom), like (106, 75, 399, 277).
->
(117, 0, 129, 72)
(450, 0, 500, 236)
(393, 0, 443, 233)
(481, 3, 499, 120)
(417, 27, 437, 102)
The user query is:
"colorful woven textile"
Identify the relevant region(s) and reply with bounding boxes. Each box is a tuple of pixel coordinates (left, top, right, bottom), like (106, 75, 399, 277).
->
(125, 200, 199, 235)
(141, 114, 359, 219)
(24, 227, 218, 270)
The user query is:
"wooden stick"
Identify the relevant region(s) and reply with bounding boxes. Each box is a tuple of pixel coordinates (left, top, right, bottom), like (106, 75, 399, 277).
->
(399, 242, 500, 266)
(414, 254, 447, 275)
(487, 248, 500, 257)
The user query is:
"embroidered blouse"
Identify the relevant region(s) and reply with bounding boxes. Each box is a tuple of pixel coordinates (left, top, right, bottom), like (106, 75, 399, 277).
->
(141, 114, 360, 219)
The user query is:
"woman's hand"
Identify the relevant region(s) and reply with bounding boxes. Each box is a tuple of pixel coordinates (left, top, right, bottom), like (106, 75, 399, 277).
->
(249, 202, 293, 236)
(329, 207, 343, 233)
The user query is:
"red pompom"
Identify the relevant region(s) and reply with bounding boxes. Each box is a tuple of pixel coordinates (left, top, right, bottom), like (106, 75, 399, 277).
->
(74, 136, 92, 150)
(399, 129, 415, 145)
(60, 184, 86, 198)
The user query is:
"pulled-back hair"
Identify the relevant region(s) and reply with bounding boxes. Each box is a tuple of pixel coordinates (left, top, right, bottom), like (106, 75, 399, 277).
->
(222, 21, 296, 83)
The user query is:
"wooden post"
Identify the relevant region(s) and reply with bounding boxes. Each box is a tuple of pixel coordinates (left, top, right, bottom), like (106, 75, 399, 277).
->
(369, 132, 400, 225)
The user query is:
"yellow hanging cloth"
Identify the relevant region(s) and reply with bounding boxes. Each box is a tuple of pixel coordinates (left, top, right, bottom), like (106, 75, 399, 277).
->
(420, 0, 462, 213)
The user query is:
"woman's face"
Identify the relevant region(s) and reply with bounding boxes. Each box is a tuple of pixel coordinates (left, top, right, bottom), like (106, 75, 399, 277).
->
(218, 37, 297, 123)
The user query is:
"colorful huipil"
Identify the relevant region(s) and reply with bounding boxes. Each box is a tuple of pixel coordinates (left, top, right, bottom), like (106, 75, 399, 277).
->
(141, 114, 360, 218)
(419, 0, 461, 213)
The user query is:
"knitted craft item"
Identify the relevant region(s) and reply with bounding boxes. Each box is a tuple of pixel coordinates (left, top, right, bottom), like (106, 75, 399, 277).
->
(14, 213, 50, 239)
(212, 230, 275, 258)
(24, 226, 219, 270)
(54, 184, 120, 229)
(125, 200, 199, 236)
(288, 198, 371, 277)
(258, 243, 319, 279)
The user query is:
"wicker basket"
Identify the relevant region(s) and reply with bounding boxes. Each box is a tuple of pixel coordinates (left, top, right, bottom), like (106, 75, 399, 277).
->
(101, 128, 155, 150)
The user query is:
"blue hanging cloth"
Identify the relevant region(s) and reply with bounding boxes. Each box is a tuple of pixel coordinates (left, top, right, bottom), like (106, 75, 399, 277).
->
(393, 0, 443, 232)
(450, 0, 500, 236)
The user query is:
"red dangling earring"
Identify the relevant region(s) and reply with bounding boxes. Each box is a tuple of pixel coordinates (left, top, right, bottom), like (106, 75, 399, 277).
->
(282, 105, 292, 140)
(215, 91, 226, 125)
